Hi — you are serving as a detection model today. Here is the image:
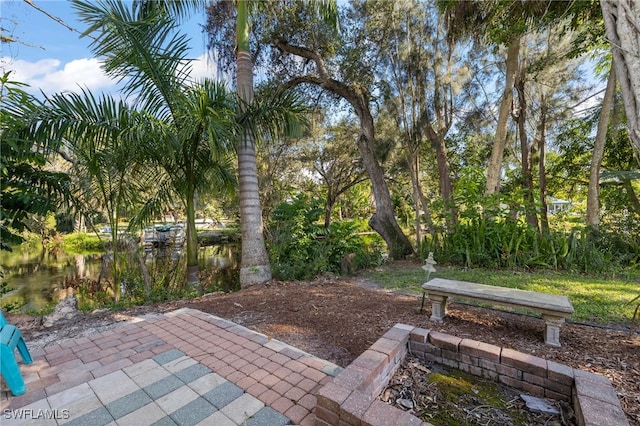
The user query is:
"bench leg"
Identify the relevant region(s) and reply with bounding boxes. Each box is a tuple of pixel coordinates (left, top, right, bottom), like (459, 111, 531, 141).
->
(542, 315, 565, 347)
(429, 295, 448, 321)
(1, 345, 27, 396)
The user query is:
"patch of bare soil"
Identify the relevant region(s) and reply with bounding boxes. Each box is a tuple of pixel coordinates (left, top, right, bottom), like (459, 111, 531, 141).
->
(10, 263, 640, 425)
(383, 356, 574, 426)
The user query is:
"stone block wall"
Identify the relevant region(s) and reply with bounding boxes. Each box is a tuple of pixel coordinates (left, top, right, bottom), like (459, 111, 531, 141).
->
(315, 324, 628, 426)
(315, 324, 426, 426)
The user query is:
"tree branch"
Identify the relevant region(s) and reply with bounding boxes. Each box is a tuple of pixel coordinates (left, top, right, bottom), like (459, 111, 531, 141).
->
(275, 39, 330, 80)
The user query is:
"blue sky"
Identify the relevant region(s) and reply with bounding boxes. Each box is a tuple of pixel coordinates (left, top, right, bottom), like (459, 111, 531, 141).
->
(0, 0, 216, 96)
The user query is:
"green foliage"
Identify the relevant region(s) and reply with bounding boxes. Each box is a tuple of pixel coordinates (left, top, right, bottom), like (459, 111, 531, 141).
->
(0, 72, 71, 251)
(119, 256, 193, 306)
(431, 165, 640, 274)
(75, 254, 195, 311)
(267, 194, 383, 280)
(0, 280, 22, 313)
(63, 233, 106, 254)
(549, 114, 639, 217)
(437, 209, 638, 274)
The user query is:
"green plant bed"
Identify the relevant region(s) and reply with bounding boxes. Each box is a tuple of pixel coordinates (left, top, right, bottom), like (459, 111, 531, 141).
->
(363, 263, 640, 326)
(63, 233, 106, 254)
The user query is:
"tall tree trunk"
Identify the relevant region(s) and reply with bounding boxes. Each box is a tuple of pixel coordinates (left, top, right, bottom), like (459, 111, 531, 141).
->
(324, 185, 337, 229)
(237, 0, 272, 287)
(407, 151, 433, 246)
(431, 135, 458, 229)
(355, 124, 415, 259)
(514, 65, 539, 231)
(537, 99, 549, 234)
(601, 0, 640, 154)
(587, 59, 617, 227)
(486, 37, 520, 196)
(408, 155, 420, 246)
(276, 40, 414, 258)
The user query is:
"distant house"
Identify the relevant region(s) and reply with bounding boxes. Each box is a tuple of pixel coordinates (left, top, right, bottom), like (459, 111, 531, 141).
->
(547, 197, 572, 214)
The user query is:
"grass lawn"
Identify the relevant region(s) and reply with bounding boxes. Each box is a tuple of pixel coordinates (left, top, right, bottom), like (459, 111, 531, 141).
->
(362, 263, 640, 326)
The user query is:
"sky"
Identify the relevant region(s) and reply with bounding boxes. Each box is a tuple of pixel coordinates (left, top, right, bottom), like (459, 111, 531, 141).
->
(0, 0, 217, 97)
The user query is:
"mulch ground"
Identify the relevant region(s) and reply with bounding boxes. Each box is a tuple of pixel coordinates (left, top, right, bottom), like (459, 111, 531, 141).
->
(186, 276, 639, 425)
(11, 266, 640, 425)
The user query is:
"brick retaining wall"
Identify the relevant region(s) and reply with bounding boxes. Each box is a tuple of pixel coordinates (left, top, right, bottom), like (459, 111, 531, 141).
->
(315, 324, 628, 426)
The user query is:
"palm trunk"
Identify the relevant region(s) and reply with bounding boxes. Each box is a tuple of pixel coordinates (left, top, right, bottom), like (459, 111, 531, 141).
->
(237, 0, 272, 287)
(185, 191, 200, 288)
(586, 59, 617, 227)
(111, 223, 120, 302)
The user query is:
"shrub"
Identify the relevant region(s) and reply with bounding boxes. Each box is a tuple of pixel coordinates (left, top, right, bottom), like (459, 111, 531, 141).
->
(267, 195, 383, 280)
(63, 233, 106, 253)
(0, 280, 22, 312)
(434, 218, 638, 274)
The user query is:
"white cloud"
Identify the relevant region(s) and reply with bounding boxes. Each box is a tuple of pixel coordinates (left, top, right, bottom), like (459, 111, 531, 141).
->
(0, 57, 117, 95)
(189, 53, 231, 84)
(0, 53, 230, 98)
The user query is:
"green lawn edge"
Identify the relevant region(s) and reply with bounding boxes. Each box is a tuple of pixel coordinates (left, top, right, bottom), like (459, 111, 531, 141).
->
(362, 264, 640, 326)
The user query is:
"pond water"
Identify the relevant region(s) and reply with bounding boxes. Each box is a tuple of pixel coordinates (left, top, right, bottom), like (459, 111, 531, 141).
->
(0, 243, 240, 313)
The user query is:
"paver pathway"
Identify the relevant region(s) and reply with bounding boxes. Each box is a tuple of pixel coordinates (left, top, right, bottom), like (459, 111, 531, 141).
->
(1, 308, 343, 425)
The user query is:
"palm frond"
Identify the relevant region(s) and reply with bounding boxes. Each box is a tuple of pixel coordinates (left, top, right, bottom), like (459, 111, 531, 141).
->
(72, 0, 192, 116)
(132, 0, 207, 23)
(127, 169, 175, 232)
(238, 86, 310, 148)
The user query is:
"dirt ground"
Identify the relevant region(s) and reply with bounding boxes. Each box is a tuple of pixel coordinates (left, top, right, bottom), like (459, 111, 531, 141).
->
(11, 263, 640, 425)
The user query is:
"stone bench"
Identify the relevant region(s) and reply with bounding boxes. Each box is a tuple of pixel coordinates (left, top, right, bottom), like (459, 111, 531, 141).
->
(422, 278, 574, 347)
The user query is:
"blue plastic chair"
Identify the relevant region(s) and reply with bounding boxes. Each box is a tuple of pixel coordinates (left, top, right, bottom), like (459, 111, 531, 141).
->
(0, 310, 33, 396)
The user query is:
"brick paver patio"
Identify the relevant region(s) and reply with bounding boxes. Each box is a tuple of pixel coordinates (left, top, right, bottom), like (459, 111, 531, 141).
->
(1, 308, 343, 425)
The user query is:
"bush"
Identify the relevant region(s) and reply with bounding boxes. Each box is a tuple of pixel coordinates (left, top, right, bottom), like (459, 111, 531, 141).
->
(267, 195, 383, 280)
(434, 217, 638, 274)
(0, 280, 22, 312)
(63, 233, 106, 254)
(432, 166, 640, 274)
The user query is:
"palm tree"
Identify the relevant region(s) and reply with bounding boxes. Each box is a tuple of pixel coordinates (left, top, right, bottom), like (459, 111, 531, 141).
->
(234, 0, 339, 287)
(235, 0, 271, 287)
(33, 88, 156, 300)
(68, 0, 308, 291)
(68, 0, 238, 290)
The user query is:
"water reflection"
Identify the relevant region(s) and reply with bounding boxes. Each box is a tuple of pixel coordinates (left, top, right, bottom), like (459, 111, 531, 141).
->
(199, 244, 240, 293)
(0, 244, 240, 312)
